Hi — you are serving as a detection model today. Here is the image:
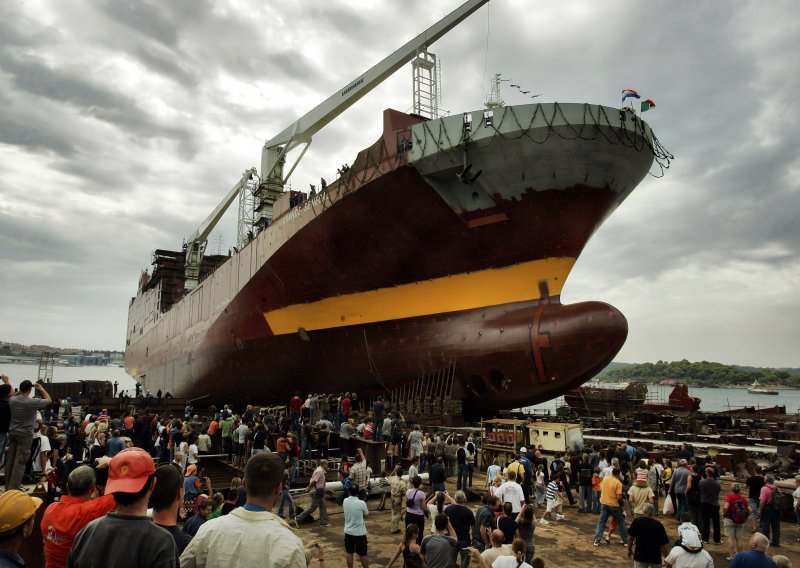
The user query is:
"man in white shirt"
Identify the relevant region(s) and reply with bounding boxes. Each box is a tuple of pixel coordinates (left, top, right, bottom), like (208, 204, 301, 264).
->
(181, 452, 319, 567)
(495, 470, 525, 514)
(600, 457, 618, 480)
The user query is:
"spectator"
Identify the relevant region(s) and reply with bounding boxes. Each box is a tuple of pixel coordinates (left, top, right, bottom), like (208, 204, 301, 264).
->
(180, 452, 316, 567)
(41, 464, 117, 568)
(627, 503, 670, 567)
(0, 490, 43, 566)
(420, 514, 458, 568)
(664, 526, 712, 568)
(722, 482, 750, 560)
(151, 464, 192, 555)
(593, 467, 629, 547)
(386, 524, 422, 568)
(67, 448, 177, 567)
(6, 380, 52, 491)
(295, 459, 330, 527)
(758, 474, 782, 547)
(405, 476, 427, 545)
(729, 532, 777, 568)
(182, 500, 212, 538)
(445, 491, 475, 568)
(343, 484, 369, 568)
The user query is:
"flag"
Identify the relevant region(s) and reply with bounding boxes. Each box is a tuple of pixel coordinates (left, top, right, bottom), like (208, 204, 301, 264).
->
(621, 89, 640, 102)
(641, 99, 656, 112)
(510, 84, 520, 88)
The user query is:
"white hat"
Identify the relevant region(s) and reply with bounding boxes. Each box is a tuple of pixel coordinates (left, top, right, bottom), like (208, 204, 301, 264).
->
(680, 528, 702, 549)
(519, 447, 528, 453)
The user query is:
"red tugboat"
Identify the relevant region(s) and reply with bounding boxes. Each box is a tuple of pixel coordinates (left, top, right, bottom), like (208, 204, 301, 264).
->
(124, 0, 671, 415)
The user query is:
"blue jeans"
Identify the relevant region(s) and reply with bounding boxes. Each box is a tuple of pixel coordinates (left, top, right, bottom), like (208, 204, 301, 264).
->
(0, 433, 7, 468)
(579, 485, 592, 512)
(760, 505, 780, 546)
(675, 492, 688, 519)
(432, 482, 445, 493)
(457, 464, 468, 490)
(592, 491, 600, 512)
(290, 457, 298, 484)
(277, 489, 295, 517)
(594, 504, 628, 543)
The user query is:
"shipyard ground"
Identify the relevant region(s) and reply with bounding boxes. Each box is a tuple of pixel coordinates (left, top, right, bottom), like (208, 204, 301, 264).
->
(290, 474, 800, 567)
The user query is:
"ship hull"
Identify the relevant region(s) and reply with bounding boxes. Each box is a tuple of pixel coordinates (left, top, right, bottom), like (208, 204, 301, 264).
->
(125, 103, 658, 414)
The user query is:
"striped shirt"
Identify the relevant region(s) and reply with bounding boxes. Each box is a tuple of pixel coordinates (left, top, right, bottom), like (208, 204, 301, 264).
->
(545, 480, 559, 501)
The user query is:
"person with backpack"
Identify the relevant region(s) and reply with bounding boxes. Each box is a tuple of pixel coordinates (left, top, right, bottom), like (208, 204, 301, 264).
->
(722, 482, 750, 561)
(757, 474, 783, 547)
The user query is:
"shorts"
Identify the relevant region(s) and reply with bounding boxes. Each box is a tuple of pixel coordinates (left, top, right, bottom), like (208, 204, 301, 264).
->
(723, 518, 745, 538)
(546, 497, 561, 512)
(344, 533, 368, 556)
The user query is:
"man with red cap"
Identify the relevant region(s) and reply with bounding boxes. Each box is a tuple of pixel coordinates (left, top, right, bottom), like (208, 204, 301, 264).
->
(0, 489, 43, 566)
(67, 447, 177, 567)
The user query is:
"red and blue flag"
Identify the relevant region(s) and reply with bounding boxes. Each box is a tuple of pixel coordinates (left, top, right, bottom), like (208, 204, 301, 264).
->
(621, 89, 640, 102)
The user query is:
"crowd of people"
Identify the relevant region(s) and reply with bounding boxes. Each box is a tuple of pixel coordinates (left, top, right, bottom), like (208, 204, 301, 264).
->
(0, 376, 798, 567)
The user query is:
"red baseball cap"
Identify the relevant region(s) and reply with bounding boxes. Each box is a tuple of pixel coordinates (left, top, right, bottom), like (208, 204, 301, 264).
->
(105, 448, 156, 494)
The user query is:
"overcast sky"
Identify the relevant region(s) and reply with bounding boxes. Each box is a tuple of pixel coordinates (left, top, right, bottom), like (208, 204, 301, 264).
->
(1, 0, 798, 368)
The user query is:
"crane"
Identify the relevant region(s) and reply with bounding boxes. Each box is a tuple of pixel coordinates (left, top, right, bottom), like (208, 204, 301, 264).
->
(183, 0, 489, 290)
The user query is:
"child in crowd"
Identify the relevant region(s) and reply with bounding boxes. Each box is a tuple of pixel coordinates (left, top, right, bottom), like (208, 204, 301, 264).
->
(591, 467, 602, 514)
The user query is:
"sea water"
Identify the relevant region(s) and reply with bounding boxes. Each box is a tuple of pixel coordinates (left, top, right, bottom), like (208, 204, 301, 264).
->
(522, 385, 800, 415)
(0, 362, 136, 391)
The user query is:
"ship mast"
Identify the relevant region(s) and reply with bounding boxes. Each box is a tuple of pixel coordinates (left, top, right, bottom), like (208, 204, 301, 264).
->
(181, 0, 489, 291)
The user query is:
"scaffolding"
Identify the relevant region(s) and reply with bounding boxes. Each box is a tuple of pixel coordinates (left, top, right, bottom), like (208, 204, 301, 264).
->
(38, 353, 55, 384)
(412, 49, 440, 119)
(236, 173, 261, 251)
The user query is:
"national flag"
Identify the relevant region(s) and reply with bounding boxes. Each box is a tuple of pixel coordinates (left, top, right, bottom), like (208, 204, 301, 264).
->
(621, 89, 640, 102)
(641, 99, 656, 112)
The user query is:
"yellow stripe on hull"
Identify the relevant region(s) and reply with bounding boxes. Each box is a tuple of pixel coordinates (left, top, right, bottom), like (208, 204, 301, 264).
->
(264, 257, 576, 335)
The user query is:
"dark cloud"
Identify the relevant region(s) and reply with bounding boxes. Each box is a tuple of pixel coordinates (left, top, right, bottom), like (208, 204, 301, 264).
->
(1, 0, 798, 365)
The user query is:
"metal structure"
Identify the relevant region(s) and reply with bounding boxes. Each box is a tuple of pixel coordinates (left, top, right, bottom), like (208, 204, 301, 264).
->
(236, 173, 260, 251)
(180, 0, 489, 290)
(412, 49, 439, 119)
(485, 73, 506, 109)
(37, 353, 54, 384)
(183, 168, 257, 291)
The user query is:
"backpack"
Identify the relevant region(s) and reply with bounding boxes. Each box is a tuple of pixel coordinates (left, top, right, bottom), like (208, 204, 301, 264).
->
(730, 497, 749, 524)
(770, 487, 785, 509)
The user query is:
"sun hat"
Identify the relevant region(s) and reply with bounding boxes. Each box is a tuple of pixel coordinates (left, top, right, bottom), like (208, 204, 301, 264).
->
(0, 490, 43, 533)
(105, 447, 156, 494)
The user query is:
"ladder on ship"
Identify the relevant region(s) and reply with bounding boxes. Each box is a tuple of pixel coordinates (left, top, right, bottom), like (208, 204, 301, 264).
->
(38, 353, 55, 384)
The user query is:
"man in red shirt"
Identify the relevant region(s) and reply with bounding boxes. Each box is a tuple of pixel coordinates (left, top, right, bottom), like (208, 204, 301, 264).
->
(41, 462, 116, 568)
(340, 394, 352, 423)
(289, 392, 303, 428)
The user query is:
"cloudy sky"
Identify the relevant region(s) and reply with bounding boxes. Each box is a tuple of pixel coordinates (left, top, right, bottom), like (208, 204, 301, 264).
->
(1, 0, 798, 368)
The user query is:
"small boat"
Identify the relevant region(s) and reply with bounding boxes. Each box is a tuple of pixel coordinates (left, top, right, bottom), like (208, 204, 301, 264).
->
(747, 380, 779, 395)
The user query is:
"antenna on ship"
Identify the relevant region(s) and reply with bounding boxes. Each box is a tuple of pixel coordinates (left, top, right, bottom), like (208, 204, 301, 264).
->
(485, 73, 507, 109)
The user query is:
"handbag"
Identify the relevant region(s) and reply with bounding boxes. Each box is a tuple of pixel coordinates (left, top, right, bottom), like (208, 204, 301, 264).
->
(406, 489, 419, 509)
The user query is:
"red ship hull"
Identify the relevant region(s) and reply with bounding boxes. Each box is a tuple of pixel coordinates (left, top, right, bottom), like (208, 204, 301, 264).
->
(125, 103, 661, 414)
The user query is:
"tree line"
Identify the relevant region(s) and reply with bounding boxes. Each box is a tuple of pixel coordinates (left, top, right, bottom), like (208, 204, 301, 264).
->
(599, 359, 800, 388)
